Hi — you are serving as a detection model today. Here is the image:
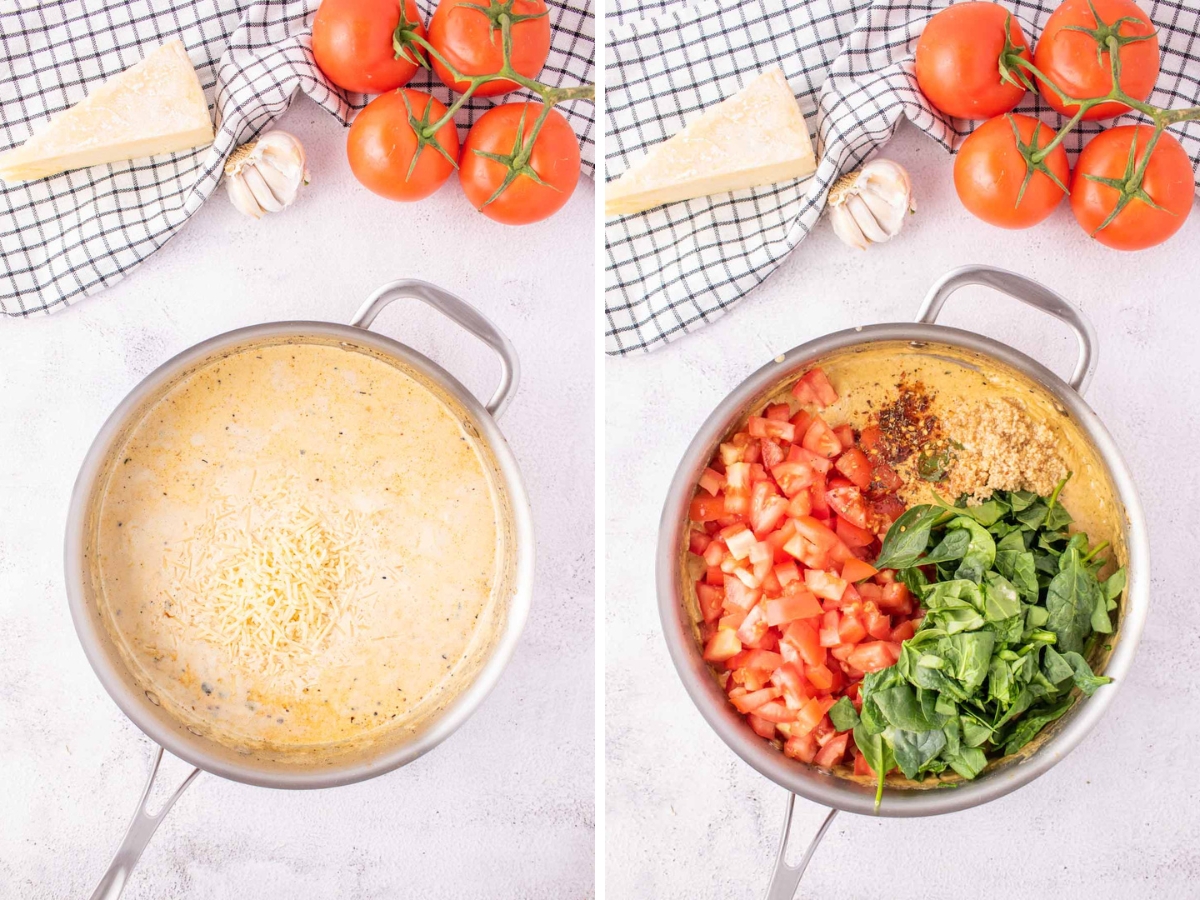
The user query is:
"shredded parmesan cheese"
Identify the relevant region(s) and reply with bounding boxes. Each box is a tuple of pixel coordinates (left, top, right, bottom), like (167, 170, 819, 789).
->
(162, 477, 377, 682)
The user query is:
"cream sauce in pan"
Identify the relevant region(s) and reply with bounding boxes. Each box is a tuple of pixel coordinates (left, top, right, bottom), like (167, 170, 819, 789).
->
(96, 341, 503, 749)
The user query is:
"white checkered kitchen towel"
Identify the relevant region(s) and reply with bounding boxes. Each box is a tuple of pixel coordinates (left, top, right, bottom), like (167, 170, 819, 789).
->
(604, 0, 1200, 355)
(0, 0, 595, 317)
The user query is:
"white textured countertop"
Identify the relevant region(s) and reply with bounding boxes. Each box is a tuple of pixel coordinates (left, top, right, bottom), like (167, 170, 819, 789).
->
(605, 120, 1199, 899)
(0, 95, 594, 899)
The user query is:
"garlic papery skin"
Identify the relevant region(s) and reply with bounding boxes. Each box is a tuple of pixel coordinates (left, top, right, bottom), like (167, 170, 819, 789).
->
(827, 159, 915, 250)
(224, 131, 309, 219)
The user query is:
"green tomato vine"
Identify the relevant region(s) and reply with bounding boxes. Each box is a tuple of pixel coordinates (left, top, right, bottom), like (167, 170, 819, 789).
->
(387, 0, 595, 204)
(993, 0, 1200, 234)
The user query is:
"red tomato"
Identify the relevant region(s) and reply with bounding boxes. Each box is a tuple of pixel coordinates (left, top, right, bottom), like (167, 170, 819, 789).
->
(346, 90, 459, 201)
(690, 388, 925, 772)
(915, 2, 1031, 120)
(460, 103, 581, 225)
(428, 0, 551, 96)
(1070, 125, 1194, 250)
(813, 732, 850, 768)
(954, 113, 1070, 229)
(312, 0, 425, 94)
(1034, 0, 1159, 121)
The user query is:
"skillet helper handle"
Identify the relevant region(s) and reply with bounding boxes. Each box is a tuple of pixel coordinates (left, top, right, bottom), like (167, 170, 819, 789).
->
(351, 278, 520, 419)
(917, 265, 1097, 394)
(89, 747, 200, 900)
(764, 794, 839, 900)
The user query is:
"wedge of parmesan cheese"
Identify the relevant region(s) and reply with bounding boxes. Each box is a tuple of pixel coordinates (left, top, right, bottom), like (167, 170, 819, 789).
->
(0, 39, 213, 183)
(605, 67, 817, 216)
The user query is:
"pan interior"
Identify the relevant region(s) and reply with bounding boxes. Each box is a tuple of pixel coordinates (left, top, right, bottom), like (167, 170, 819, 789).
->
(678, 338, 1129, 796)
(79, 332, 517, 775)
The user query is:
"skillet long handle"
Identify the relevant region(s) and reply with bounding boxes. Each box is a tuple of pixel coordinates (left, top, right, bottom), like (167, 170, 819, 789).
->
(916, 265, 1097, 394)
(763, 794, 838, 900)
(89, 746, 200, 900)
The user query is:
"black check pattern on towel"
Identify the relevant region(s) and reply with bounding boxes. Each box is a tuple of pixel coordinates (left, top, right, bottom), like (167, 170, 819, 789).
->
(0, 0, 595, 317)
(604, 0, 1200, 356)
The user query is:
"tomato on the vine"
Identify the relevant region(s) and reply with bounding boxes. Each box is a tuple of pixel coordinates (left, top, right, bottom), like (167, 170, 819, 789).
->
(914, 2, 1031, 120)
(312, 0, 425, 94)
(1070, 125, 1193, 250)
(460, 103, 581, 225)
(1033, 0, 1159, 121)
(428, 0, 551, 97)
(953, 113, 1070, 229)
(347, 89, 460, 202)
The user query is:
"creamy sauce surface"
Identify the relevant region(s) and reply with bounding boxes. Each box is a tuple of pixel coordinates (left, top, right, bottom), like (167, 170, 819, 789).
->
(96, 341, 503, 749)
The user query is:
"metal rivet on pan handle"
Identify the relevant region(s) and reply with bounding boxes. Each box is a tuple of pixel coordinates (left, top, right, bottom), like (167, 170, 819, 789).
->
(351, 278, 520, 419)
(916, 264, 1098, 395)
(89, 747, 201, 900)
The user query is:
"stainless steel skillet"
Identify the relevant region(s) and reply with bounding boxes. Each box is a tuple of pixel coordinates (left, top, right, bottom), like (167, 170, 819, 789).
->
(65, 279, 535, 899)
(656, 265, 1148, 897)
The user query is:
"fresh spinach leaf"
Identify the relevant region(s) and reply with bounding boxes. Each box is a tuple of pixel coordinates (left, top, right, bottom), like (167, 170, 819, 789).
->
(853, 725, 895, 810)
(982, 571, 1021, 621)
(872, 684, 938, 732)
(828, 696, 860, 732)
(1061, 651, 1112, 696)
(1041, 645, 1074, 686)
(891, 728, 947, 779)
(1046, 543, 1100, 655)
(923, 527, 971, 564)
(874, 505, 942, 570)
(1001, 697, 1074, 755)
(945, 746, 988, 779)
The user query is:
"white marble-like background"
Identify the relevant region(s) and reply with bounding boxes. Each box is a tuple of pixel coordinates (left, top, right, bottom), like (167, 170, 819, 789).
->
(0, 95, 595, 899)
(605, 121, 1200, 899)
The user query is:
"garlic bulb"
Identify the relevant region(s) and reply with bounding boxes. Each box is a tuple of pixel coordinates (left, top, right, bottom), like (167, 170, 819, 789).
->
(225, 131, 309, 219)
(827, 159, 915, 250)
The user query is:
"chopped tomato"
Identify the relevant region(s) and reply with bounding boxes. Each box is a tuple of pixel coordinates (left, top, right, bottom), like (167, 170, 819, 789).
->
(834, 447, 872, 490)
(813, 732, 849, 768)
(690, 494, 726, 522)
(696, 583, 724, 623)
(802, 417, 842, 459)
(689, 390, 920, 773)
(703, 629, 742, 662)
(840, 557, 878, 584)
(847, 641, 900, 673)
(826, 484, 869, 529)
(765, 584, 823, 625)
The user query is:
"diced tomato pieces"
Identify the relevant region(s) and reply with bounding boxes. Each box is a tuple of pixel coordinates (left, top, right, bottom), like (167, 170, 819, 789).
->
(858, 425, 881, 454)
(789, 408, 813, 437)
(826, 484, 869, 529)
(830, 642, 856, 662)
(690, 494, 725, 522)
(854, 749, 875, 777)
(748, 416, 796, 443)
(819, 610, 841, 647)
(836, 515, 877, 549)
(723, 575, 760, 612)
(764, 403, 791, 422)
(802, 417, 842, 459)
(747, 714, 778, 739)
(723, 525, 757, 561)
(760, 438, 785, 469)
(870, 462, 904, 493)
(730, 685, 782, 714)
(833, 424, 855, 450)
(837, 612, 867, 645)
(749, 481, 789, 537)
(703, 629, 742, 662)
(782, 620, 826, 667)
(784, 732, 819, 763)
(840, 557, 878, 584)
(791, 377, 819, 406)
(764, 583, 823, 626)
(774, 561, 800, 587)
(803, 368, 839, 407)
(793, 697, 828, 736)
(771, 662, 813, 708)
(689, 530, 712, 556)
(736, 604, 769, 646)
(698, 467, 724, 496)
(835, 447, 872, 490)
(804, 568, 848, 603)
(879, 581, 912, 613)
(696, 583, 724, 623)
(755, 700, 796, 724)
(792, 446, 833, 474)
(870, 494, 907, 528)
(847, 641, 899, 673)
(890, 619, 917, 642)
(805, 662, 834, 691)
(741, 649, 785, 673)
(813, 732, 849, 768)
(771, 461, 814, 497)
(863, 601, 892, 640)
